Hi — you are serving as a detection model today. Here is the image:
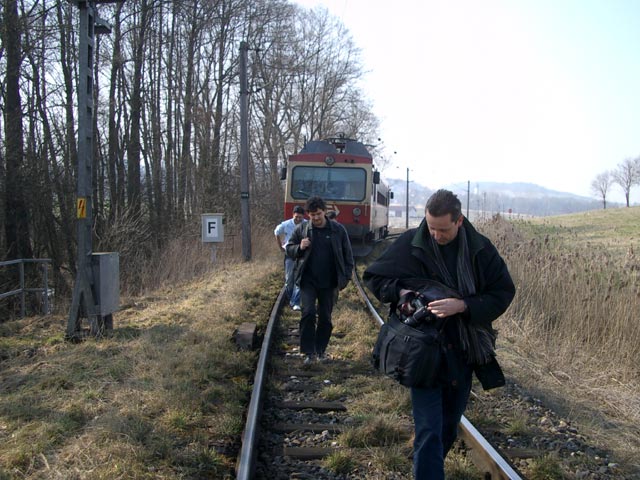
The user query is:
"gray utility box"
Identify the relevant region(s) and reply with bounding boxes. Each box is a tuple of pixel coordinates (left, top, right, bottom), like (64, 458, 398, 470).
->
(91, 252, 120, 316)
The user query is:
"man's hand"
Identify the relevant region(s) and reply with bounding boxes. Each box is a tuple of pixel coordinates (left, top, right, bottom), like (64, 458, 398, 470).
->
(428, 298, 467, 318)
(300, 237, 311, 250)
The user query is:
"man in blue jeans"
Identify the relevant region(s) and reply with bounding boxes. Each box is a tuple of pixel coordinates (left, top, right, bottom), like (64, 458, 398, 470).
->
(364, 189, 515, 479)
(274, 205, 306, 310)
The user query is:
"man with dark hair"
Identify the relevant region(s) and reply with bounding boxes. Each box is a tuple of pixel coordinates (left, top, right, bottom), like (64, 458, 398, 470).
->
(286, 196, 354, 364)
(363, 189, 515, 479)
(274, 205, 306, 310)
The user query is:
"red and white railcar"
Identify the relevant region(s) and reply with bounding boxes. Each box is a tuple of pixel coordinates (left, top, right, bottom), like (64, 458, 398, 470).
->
(282, 136, 392, 242)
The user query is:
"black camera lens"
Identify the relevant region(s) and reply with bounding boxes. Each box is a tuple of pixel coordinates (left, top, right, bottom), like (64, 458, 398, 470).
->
(412, 297, 424, 310)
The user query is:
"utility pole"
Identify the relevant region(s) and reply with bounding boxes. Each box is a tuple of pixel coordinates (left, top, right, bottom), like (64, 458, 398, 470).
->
(483, 191, 487, 220)
(466, 180, 470, 219)
(405, 167, 409, 229)
(239, 41, 252, 261)
(66, 1, 121, 340)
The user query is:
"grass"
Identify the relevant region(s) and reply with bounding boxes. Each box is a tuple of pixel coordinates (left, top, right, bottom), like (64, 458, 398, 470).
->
(3, 207, 640, 478)
(528, 454, 567, 480)
(323, 450, 356, 475)
(490, 209, 640, 383)
(478, 208, 640, 475)
(513, 206, 640, 260)
(340, 416, 411, 448)
(0, 257, 281, 479)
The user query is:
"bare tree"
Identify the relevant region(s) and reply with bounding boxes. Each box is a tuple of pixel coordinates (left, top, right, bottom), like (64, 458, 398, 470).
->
(106, 2, 126, 223)
(2, 0, 33, 261)
(0, 0, 386, 297)
(612, 158, 638, 207)
(249, 2, 378, 214)
(591, 171, 613, 209)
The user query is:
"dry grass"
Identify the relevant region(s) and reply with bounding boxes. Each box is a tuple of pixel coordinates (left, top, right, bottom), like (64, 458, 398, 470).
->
(0, 235, 281, 478)
(479, 209, 640, 467)
(5, 208, 639, 478)
(96, 214, 277, 298)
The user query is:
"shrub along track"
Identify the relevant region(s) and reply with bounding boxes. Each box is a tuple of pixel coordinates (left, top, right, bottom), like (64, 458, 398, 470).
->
(235, 250, 630, 479)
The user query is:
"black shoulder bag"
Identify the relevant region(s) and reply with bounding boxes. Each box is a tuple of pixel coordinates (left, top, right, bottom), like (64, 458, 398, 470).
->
(371, 281, 461, 388)
(372, 313, 446, 388)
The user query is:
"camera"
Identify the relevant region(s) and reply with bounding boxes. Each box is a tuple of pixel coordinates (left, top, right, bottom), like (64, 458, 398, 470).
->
(400, 293, 435, 327)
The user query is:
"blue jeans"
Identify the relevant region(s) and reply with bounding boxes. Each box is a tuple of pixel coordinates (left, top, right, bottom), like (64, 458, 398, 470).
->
(410, 364, 473, 480)
(284, 256, 300, 307)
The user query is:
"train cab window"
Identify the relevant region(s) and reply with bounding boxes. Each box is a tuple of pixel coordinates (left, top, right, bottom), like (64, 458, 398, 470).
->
(291, 166, 366, 201)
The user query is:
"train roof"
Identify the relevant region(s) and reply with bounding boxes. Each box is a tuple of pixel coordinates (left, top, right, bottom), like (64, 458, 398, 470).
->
(299, 137, 372, 159)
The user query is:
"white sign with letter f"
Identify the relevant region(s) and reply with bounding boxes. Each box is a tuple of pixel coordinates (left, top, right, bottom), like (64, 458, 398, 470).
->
(202, 213, 225, 243)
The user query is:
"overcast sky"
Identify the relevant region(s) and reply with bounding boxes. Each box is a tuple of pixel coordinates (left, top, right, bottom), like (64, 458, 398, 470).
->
(293, 0, 640, 204)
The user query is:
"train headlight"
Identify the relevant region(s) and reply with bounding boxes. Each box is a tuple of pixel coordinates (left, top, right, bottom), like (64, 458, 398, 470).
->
(352, 207, 361, 216)
(324, 156, 335, 165)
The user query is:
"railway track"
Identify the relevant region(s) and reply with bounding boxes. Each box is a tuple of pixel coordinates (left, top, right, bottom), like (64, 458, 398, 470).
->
(234, 234, 627, 479)
(352, 270, 522, 480)
(235, 263, 523, 479)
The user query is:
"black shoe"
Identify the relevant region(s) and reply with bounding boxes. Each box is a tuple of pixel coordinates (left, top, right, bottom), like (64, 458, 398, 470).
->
(316, 352, 329, 363)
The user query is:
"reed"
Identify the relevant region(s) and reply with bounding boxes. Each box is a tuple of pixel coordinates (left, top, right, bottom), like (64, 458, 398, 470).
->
(480, 211, 640, 424)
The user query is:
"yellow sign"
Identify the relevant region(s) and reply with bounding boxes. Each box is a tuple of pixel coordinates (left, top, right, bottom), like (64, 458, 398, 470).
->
(77, 197, 87, 219)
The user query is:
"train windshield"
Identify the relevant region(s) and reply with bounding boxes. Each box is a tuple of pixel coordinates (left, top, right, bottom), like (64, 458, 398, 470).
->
(291, 166, 366, 201)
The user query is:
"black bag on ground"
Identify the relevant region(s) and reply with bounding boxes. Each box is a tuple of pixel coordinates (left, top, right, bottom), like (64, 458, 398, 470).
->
(372, 313, 445, 388)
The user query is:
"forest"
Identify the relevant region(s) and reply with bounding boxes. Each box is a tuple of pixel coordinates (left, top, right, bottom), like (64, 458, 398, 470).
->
(0, 0, 382, 303)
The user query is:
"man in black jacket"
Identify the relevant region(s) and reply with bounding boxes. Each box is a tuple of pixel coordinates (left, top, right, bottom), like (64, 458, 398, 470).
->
(286, 197, 354, 364)
(364, 189, 515, 480)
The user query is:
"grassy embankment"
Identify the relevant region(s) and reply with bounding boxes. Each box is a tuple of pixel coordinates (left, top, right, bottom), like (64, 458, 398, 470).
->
(0, 263, 282, 478)
(2, 207, 639, 478)
(483, 206, 640, 468)
(0, 222, 285, 479)
(0, 228, 481, 479)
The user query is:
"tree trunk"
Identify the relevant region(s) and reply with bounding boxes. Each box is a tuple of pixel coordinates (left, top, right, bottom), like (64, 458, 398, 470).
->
(3, 0, 33, 260)
(107, 4, 125, 221)
(126, 0, 150, 216)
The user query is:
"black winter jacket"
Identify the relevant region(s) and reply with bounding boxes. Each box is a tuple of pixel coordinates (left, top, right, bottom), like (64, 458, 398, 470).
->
(363, 218, 515, 388)
(286, 218, 354, 290)
(364, 218, 514, 331)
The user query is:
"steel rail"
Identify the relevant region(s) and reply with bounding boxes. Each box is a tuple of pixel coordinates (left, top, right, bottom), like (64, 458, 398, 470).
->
(236, 286, 287, 480)
(352, 269, 522, 480)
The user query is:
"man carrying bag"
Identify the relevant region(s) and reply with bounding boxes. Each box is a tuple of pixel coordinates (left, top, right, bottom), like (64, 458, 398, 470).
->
(364, 189, 515, 480)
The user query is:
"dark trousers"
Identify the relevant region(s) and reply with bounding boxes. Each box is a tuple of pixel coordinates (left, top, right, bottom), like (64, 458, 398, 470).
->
(299, 283, 336, 355)
(410, 364, 473, 479)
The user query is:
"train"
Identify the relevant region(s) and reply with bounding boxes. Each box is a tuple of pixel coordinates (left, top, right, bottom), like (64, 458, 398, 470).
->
(281, 135, 393, 242)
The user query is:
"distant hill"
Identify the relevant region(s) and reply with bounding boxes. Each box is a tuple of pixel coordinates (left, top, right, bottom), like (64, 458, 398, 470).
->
(386, 178, 434, 209)
(385, 179, 619, 217)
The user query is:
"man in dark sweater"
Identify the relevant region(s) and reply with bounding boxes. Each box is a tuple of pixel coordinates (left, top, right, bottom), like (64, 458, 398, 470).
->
(286, 197, 354, 364)
(364, 189, 515, 480)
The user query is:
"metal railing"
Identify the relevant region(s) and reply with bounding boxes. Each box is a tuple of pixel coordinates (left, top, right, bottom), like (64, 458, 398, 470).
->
(0, 259, 52, 318)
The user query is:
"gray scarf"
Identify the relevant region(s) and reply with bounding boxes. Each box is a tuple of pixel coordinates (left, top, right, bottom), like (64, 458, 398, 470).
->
(429, 225, 497, 365)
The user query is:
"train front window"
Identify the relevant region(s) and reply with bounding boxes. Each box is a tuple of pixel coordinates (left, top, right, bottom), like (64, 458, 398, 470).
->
(291, 166, 366, 201)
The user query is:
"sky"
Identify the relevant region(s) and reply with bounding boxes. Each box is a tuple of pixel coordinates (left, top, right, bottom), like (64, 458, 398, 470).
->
(293, 0, 640, 204)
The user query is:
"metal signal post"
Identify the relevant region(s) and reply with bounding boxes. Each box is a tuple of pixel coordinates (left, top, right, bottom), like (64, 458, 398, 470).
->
(66, 1, 121, 339)
(239, 41, 252, 261)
